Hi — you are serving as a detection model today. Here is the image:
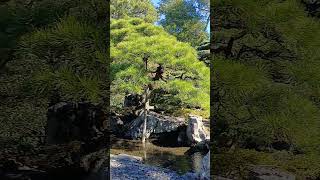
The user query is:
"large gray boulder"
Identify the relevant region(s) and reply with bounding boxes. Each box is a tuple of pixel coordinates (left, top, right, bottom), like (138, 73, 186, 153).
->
(125, 112, 186, 139)
(186, 115, 209, 144)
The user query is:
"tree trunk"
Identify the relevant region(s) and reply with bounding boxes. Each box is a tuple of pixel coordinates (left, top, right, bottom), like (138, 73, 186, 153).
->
(142, 87, 149, 143)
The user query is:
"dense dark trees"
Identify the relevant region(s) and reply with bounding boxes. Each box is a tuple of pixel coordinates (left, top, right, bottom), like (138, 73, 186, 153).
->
(212, 0, 320, 178)
(0, 0, 108, 143)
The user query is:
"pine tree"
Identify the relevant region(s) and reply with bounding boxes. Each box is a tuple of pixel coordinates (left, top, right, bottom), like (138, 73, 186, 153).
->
(111, 18, 209, 116)
(158, 0, 209, 46)
(0, 0, 108, 141)
(110, 0, 158, 23)
(212, 0, 320, 178)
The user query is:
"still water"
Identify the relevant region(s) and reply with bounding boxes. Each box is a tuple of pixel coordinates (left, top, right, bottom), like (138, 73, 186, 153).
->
(110, 137, 205, 175)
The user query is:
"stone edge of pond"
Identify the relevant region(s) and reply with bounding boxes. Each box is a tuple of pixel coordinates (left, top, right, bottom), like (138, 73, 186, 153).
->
(110, 153, 200, 180)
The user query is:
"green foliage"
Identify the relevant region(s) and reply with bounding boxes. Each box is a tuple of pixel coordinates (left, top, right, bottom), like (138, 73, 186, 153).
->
(212, 149, 260, 178)
(213, 149, 320, 179)
(0, 0, 109, 142)
(213, 0, 320, 178)
(16, 16, 108, 103)
(158, 0, 209, 46)
(0, 0, 108, 70)
(214, 58, 320, 152)
(110, 0, 158, 23)
(111, 18, 209, 116)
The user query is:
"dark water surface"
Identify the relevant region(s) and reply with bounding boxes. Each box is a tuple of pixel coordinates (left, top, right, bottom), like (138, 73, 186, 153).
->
(110, 136, 205, 174)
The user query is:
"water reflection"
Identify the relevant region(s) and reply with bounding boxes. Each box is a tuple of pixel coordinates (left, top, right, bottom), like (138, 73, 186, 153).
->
(190, 152, 203, 173)
(110, 137, 205, 174)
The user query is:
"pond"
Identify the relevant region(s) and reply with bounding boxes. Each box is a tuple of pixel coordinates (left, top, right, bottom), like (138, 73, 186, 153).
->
(110, 136, 206, 175)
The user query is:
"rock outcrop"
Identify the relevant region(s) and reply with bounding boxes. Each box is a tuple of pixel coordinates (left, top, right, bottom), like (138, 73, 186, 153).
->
(186, 115, 209, 144)
(0, 142, 109, 180)
(124, 111, 186, 140)
(197, 41, 210, 65)
(46, 102, 107, 147)
(0, 102, 110, 180)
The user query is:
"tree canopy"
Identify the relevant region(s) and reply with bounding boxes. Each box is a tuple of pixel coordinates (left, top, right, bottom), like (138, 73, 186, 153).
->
(0, 0, 108, 140)
(0, 0, 107, 70)
(111, 18, 209, 116)
(18, 16, 108, 103)
(212, 0, 320, 178)
(110, 0, 158, 23)
(158, 0, 209, 46)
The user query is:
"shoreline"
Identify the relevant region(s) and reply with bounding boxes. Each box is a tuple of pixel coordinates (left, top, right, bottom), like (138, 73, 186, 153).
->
(110, 154, 199, 180)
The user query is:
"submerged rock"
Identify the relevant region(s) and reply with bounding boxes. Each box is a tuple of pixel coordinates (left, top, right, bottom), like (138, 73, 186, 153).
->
(185, 140, 210, 155)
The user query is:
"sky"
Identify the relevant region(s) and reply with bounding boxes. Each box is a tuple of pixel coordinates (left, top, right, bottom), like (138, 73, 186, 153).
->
(151, 0, 210, 33)
(152, 0, 160, 6)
